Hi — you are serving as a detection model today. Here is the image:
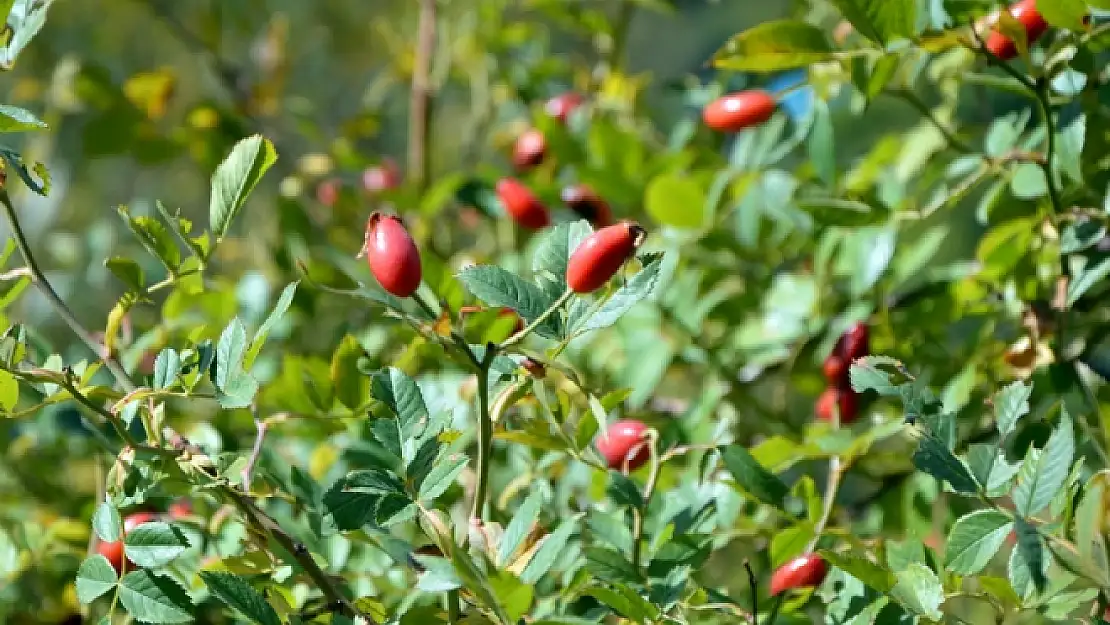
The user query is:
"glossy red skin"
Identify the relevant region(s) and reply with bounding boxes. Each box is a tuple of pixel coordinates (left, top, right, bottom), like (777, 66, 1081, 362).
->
(362, 159, 401, 193)
(985, 0, 1050, 60)
(98, 511, 158, 574)
(822, 355, 848, 386)
(596, 419, 650, 471)
(460, 305, 525, 335)
(168, 500, 192, 519)
(363, 213, 423, 297)
(496, 178, 551, 230)
(770, 554, 828, 595)
(835, 322, 870, 363)
(561, 184, 613, 228)
(816, 387, 859, 424)
(545, 93, 583, 123)
(513, 129, 547, 170)
(566, 221, 645, 294)
(703, 90, 776, 133)
(316, 178, 341, 207)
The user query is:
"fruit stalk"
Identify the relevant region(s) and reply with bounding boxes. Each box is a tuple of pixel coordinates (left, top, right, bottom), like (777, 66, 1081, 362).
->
(631, 431, 661, 571)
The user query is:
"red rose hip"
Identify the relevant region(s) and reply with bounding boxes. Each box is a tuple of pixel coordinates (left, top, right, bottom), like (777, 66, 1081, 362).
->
(362, 159, 402, 193)
(168, 499, 192, 520)
(703, 90, 776, 133)
(513, 129, 547, 170)
(316, 178, 341, 207)
(596, 419, 651, 471)
(545, 92, 583, 123)
(561, 184, 613, 228)
(496, 178, 551, 230)
(770, 553, 828, 595)
(97, 511, 158, 574)
(984, 0, 1050, 60)
(822, 355, 848, 386)
(361, 212, 423, 297)
(566, 221, 646, 294)
(835, 322, 870, 362)
(816, 387, 859, 424)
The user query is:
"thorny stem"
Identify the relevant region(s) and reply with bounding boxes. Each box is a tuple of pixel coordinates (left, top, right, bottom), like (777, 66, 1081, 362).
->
(631, 431, 661, 571)
(499, 289, 573, 351)
(0, 190, 137, 393)
(408, 0, 437, 192)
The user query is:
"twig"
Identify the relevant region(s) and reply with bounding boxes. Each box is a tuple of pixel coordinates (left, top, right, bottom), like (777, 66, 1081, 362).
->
(631, 431, 661, 571)
(0, 189, 137, 393)
(806, 404, 843, 554)
(408, 0, 437, 192)
(744, 560, 759, 625)
(883, 88, 975, 155)
(241, 406, 269, 489)
(471, 347, 495, 520)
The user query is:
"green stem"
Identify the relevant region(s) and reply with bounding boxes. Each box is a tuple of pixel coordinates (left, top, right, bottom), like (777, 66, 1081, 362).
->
(472, 356, 493, 520)
(1034, 80, 1064, 216)
(631, 432, 661, 571)
(447, 589, 461, 623)
(499, 289, 573, 351)
(411, 290, 480, 370)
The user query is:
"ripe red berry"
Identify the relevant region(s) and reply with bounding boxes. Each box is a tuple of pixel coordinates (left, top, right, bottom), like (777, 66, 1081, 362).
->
(984, 0, 1050, 60)
(822, 355, 848, 386)
(816, 387, 859, 424)
(361, 212, 423, 298)
(835, 322, 870, 363)
(561, 184, 613, 228)
(545, 93, 583, 123)
(97, 511, 157, 574)
(513, 129, 547, 170)
(702, 90, 777, 133)
(316, 178, 341, 207)
(460, 305, 525, 335)
(596, 419, 651, 471)
(770, 553, 828, 595)
(362, 159, 401, 193)
(496, 178, 551, 230)
(168, 500, 192, 520)
(566, 221, 646, 294)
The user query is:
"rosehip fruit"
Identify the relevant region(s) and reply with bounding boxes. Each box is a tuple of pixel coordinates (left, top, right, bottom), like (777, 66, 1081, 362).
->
(596, 419, 650, 471)
(770, 553, 828, 595)
(703, 90, 776, 133)
(361, 212, 422, 298)
(496, 178, 551, 230)
(835, 322, 870, 362)
(561, 184, 613, 228)
(984, 0, 1050, 61)
(316, 178, 341, 207)
(460, 305, 525, 335)
(168, 499, 192, 520)
(816, 387, 859, 424)
(513, 129, 547, 170)
(545, 92, 583, 123)
(566, 221, 646, 294)
(822, 355, 848, 386)
(97, 511, 157, 574)
(362, 159, 401, 193)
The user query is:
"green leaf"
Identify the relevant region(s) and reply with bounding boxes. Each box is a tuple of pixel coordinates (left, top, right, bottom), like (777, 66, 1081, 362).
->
(967, 444, 1021, 496)
(644, 173, 705, 229)
(455, 178, 505, 219)
(215, 317, 258, 409)
(117, 206, 182, 272)
(123, 521, 190, 568)
(416, 553, 462, 592)
(1076, 477, 1109, 580)
(0, 104, 47, 133)
(1067, 255, 1110, 307)
(498, 490, 543, 567)
(771, 523, 816, 569)
(719, 444, 789, 511)
(0, 146, 49, 195)
(912, 432, 980, 494)
(152, 348, 180, 390)
(1036, 0, 1088, 30)
(944, 509, 1013, 575)
(199, 570, 281, 625)
(76, 555, 117, 604)
(579, 254, 664, 334)
(831, 0, 916, 44)
(520, 514, 582, 584)
(331, 335, 366, 411)
(344, 468, 406, 496)
(818, 550, 896, 592)
(118, 570, 194, 623)
(0, 369, 16, 412)
(93, 501, 122, 543)
(583, 584, 659, 624)
(1009, 518, 1047, 597)
(1012, 410, 1075, 517)
(371, 367, 430, 441)
(808, 99, 835, 187)
(532, 220, 593, 289)
(209, 134, 278, 241)
(993, 381, 1031, 437)
(418, 451, 468, 502)
(795, 197, 887, 227)
(713, 20, 834, 72)
(606, 472, 644, 509)
(245, 281, 298, 369)
(586, 546, 642, 584)
(105, 257, 146, 293)
(849, 355, 910, 397)
(457, 266, 559, 338)
(889, 563, 944, 620)
(1060, 221, 1105, 254)
(488, 570, 535, 623)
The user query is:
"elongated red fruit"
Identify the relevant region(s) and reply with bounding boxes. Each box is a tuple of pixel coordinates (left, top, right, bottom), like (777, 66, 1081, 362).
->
(316, 178, 341, 207)
(770, 554, 828, 595)
(97, 511, 157, 574)
(816, 387, 859, 424)
(496, 178, 551, 230)
(361, 212, 422, 297)
(460, 305, 525, 335)
(545, 92, 583, 123)
(835, 322, 870, 362)
(561, 184, 613, 228)
(984, 0, 1050, 60)
(596, 419, 650, 471)
(566, 221, 646, 294)
(822, 355, 848, 386)
(703, 90, 776, 133)
(513, 129, 547, 170)
(362, 158, 401, 193)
